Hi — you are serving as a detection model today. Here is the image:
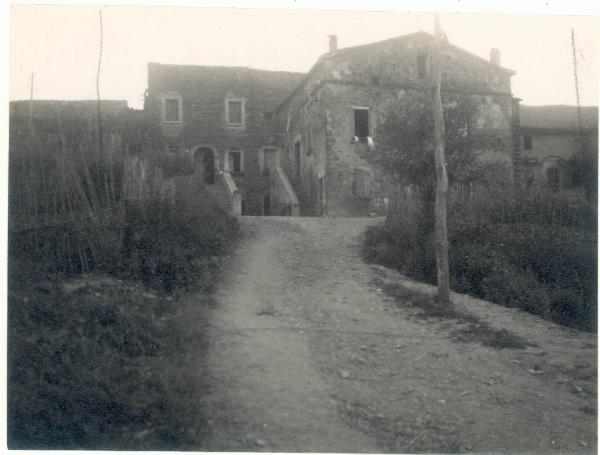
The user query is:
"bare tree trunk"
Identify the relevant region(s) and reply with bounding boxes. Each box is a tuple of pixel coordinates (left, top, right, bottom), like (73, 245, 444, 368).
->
(431, 14, 450, 303)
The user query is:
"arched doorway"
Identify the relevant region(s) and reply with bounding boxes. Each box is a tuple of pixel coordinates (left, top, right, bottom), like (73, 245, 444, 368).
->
(203, 151, 215, 184)
(194, 147, 216, 184)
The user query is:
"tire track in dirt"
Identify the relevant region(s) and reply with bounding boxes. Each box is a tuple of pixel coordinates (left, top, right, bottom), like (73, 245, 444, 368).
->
(198, 217, 380, 452)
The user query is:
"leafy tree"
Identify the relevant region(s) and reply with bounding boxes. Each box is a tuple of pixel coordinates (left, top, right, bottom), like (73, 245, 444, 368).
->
(567, 147, 598, 203)
(373, 89, 481, 200)
(371, 90, 481, 281)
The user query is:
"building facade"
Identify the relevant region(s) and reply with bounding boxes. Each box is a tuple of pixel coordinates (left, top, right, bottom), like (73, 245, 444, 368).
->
(274, 32, 518, 215)
(20, 33, 594, 217)
(144, 63, 304, 215)
(516, 105, 598, 195)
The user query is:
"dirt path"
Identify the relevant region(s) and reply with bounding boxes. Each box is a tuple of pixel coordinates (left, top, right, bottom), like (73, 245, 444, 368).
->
(197, 216, 596, 453)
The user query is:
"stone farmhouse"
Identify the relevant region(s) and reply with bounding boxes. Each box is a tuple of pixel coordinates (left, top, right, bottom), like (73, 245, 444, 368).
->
(144, 31, 520, 216)
(517, 105, 598, 195)
(11, 32, 596, 217)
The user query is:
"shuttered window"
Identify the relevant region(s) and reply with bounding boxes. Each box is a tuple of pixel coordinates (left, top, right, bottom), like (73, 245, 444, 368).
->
(352, 169, 372, 198)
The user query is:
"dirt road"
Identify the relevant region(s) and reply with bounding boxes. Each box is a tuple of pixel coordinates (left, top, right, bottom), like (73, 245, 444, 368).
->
(197, 216, 596, 453)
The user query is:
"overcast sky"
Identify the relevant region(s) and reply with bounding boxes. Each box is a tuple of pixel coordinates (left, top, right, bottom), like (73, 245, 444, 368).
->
(9, 4, 599, 109)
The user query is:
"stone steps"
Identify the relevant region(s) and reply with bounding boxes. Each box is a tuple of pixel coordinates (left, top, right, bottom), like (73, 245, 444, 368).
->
(205, 183, 232, 213)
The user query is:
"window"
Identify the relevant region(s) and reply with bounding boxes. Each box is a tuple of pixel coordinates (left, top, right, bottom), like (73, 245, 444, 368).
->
(263, 111, 273, 120)
(523, 134, 533, 150)
(354, 108, 370, 139)
(417, 52, 429, 79)
(228, 150, 242, 174)
(163, 98, 181, 122)
(371, 75, 380, 86)
(352, 169, 372, 198)
(227, 101, 243, 125)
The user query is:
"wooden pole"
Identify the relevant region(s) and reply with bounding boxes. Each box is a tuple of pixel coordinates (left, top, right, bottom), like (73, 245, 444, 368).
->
(96, 9, 107, 207)
(28, 73, 34, 130)
(431, 14, 450, 303)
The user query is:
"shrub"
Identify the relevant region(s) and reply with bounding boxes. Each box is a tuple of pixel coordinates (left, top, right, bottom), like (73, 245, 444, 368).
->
(8, 276, 209, 449)
(364, 205, 597, 331)
(121, 190, 239, 292)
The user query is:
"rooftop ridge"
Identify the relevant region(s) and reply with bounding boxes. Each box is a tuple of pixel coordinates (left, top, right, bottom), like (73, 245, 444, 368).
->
(147, 61, 306, 76)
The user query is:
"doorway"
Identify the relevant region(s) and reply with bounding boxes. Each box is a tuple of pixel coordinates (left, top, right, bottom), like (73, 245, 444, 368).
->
(204, 151, 215, 184)
(194, 147, 216, 184)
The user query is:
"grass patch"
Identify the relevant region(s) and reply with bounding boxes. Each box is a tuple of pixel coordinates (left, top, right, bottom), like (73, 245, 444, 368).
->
(8, 274, 212, 450)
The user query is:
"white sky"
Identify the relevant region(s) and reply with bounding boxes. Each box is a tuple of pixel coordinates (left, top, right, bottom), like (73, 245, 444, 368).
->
(8, 4, 600, 109)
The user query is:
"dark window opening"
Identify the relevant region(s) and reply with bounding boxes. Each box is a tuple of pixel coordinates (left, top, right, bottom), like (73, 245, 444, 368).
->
(229, 150, 242, 173)
(228, 101, 242, 124)
(263, 111, 273, 120)
(371, 75, 380, 86)
(354, 108, 370, 139)
(294, 141, 301, 177)
(523, 134, 533, 150)
(417, 52, 428, 79)
(164, 98, 180, 122)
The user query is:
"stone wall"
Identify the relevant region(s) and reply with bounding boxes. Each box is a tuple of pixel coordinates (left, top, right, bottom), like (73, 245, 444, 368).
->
(276, 32, 517, 216)
(146, 63, 304, 215)
(518, 128, 598, 188)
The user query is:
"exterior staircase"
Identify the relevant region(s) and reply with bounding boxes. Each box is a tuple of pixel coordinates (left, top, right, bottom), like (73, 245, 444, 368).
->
(268, 166, 300, 216)
(205, 183, 231, 212)
(204, 172, 241, 216)
(288, 176, 313, 216)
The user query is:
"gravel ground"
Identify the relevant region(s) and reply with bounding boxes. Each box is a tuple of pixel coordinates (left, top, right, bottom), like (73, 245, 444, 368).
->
(195, 216, 596, 453)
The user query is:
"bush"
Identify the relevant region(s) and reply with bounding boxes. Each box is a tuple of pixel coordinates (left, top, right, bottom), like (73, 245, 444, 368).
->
(121, 190, 239, 292)
(364, 207, 597, 332)
(8, 276, 210, 449)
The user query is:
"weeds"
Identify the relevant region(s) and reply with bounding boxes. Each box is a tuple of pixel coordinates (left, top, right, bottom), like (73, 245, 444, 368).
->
(364, 200, 597, 332)
(7, 275, 212, 449)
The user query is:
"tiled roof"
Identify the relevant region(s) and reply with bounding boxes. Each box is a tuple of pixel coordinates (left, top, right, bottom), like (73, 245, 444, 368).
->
(520, 105, 598, 130)
(147, 63, 305, 111)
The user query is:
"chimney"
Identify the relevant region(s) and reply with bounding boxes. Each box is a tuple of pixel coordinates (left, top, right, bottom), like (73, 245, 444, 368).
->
(490, 48, 501, 66)
(328, 35, 338, 53)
